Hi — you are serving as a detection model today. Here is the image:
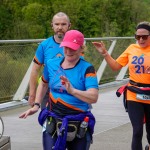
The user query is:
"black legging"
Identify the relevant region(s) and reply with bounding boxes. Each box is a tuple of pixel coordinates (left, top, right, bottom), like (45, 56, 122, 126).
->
(127, 101, 150, 150)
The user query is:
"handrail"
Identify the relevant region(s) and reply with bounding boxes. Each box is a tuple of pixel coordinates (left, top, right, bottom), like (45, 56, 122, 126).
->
(0, 37, 134, 101)
(0, 37, 134, 43)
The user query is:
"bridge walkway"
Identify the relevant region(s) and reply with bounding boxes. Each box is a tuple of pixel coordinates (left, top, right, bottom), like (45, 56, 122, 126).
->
(0, 83, 148, 150)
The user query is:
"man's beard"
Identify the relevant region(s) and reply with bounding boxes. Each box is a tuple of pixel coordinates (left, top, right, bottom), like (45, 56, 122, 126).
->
(58, 34, 64, 39)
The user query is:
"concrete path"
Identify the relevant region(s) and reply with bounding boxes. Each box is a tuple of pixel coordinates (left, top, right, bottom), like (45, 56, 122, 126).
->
(0, 84, 148, 150)
(91, 86, 147, 150)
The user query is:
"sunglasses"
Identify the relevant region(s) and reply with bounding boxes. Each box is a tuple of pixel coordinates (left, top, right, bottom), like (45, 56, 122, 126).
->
(135, 34, 150, 40)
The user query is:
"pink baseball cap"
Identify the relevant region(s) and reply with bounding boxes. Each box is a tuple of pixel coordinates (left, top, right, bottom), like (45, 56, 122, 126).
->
(60, 30, 84, 50)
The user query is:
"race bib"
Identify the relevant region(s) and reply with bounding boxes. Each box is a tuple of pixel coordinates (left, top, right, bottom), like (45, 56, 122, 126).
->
(136, 94, 150, 100)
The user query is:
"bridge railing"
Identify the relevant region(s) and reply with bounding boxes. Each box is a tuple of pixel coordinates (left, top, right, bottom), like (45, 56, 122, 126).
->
(0, 37, 135, 103)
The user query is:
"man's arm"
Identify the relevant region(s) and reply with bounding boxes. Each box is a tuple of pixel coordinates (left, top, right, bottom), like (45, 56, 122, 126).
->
(28, 63, 41, 106)
(19, 81, 48, 119)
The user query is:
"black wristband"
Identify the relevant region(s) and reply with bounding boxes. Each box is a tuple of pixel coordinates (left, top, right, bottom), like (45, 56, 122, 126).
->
(34, 103, 40, 108)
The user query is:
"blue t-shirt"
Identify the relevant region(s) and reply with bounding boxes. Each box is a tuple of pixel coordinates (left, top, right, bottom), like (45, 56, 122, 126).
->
(34, 36, 64, 65)
(42, 57, 98, 114)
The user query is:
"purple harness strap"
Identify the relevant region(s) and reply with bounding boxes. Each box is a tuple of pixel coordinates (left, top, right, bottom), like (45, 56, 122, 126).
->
(38, 108, 95, 150)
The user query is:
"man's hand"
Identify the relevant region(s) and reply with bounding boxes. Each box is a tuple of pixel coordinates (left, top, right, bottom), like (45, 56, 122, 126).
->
(19, 106, 39, 119)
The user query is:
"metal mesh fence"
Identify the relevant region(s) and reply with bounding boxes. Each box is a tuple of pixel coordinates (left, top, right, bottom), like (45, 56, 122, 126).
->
(0, 42, 38, 103)
(0, 37, 135, 103)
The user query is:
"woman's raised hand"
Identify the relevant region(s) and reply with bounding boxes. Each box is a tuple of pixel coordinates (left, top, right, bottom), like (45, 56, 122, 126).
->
(92, 41, 108, 56)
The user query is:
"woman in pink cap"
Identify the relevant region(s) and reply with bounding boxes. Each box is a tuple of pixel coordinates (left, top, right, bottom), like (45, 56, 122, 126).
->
(20, 30, 99, 150)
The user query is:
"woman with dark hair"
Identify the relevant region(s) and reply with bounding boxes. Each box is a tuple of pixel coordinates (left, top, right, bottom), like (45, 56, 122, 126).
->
(93, 21, 150, 150)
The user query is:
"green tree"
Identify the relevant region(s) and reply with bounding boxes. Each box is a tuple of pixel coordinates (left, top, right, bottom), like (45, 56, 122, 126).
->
(1, 0, 150, 39)
(0, 5, 13, 39)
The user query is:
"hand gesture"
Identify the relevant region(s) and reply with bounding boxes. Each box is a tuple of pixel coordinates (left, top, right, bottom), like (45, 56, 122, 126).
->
(145, 66, 150, 74)
(92, 41, 108, 56)
(60, 76, 74, 94)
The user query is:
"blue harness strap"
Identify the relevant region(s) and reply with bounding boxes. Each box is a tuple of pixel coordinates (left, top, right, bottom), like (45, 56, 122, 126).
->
(38, 108, 95, 150)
